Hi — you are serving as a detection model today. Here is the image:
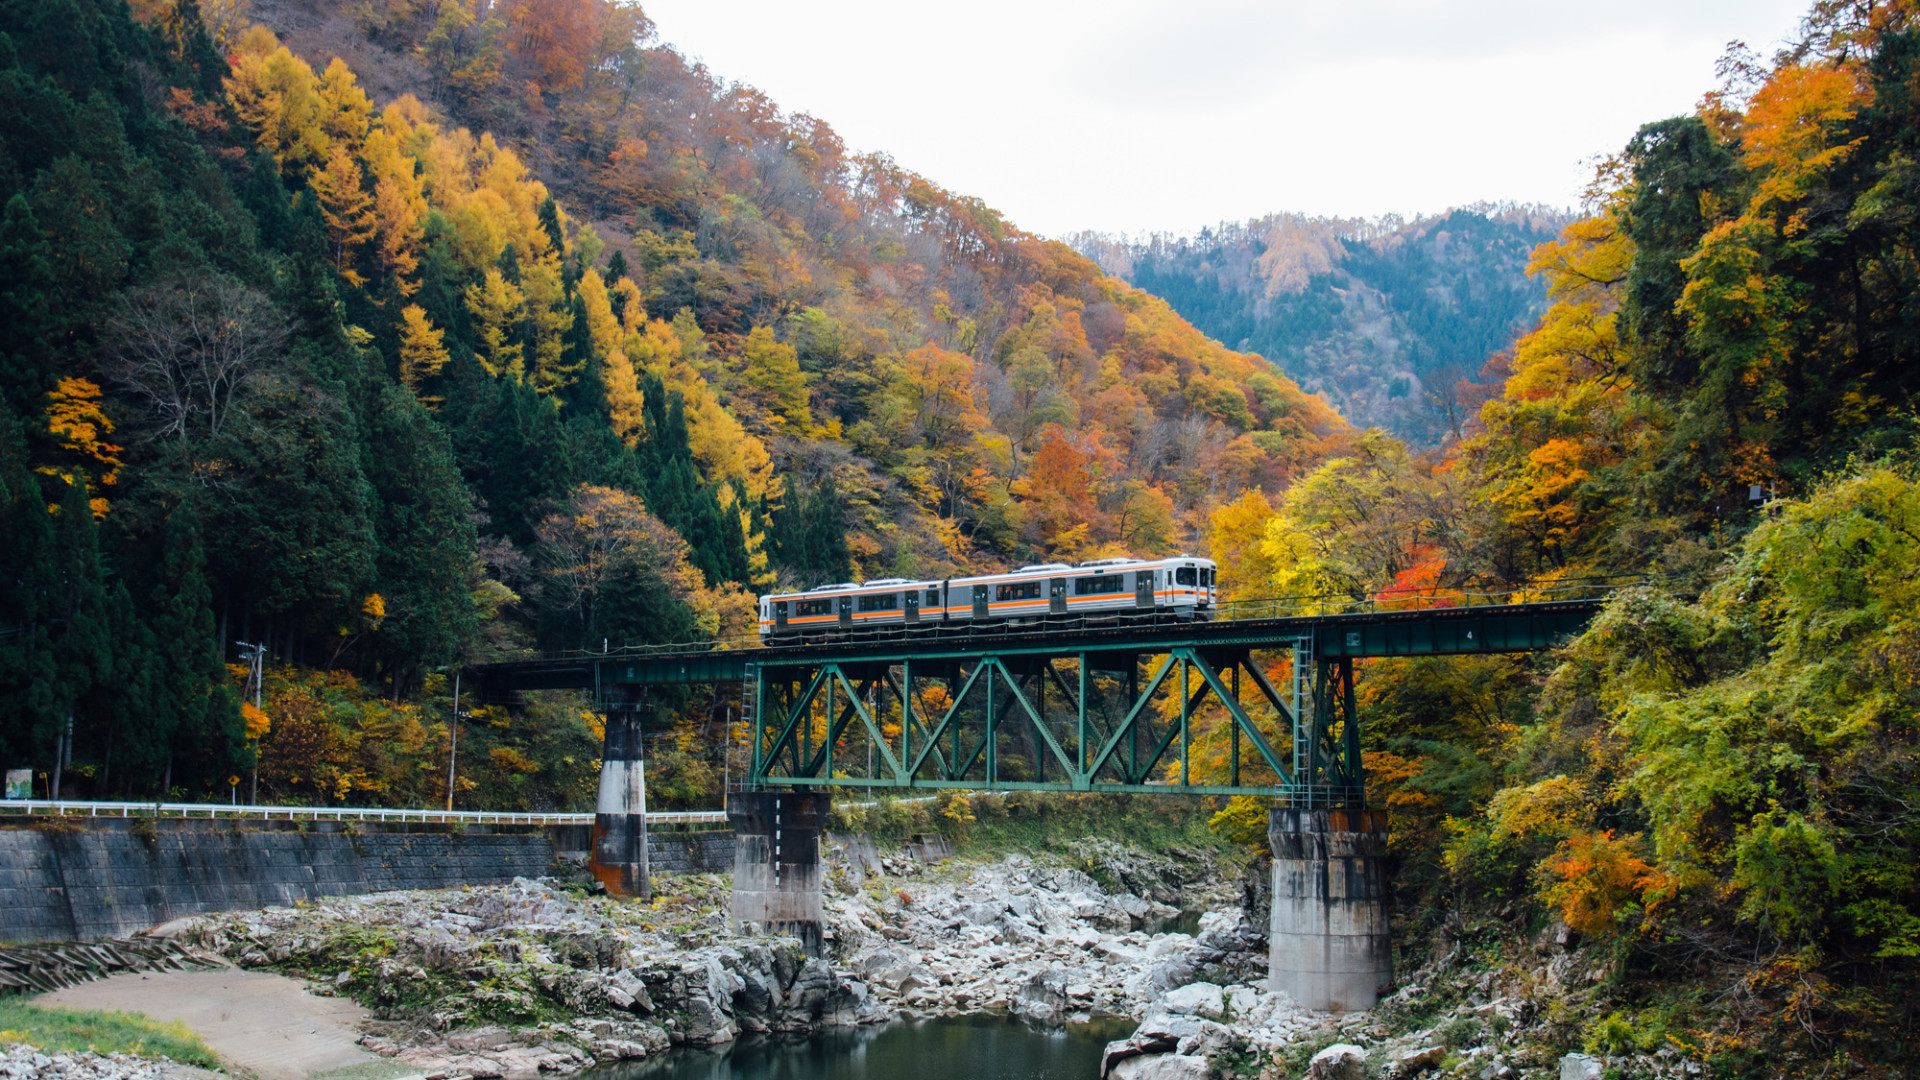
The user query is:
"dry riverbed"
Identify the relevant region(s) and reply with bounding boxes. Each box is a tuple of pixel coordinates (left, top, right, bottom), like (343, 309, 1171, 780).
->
(125, 838, 1673, 1080)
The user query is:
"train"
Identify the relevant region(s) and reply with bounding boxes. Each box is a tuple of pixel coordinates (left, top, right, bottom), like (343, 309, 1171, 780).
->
(756, 556, 1218, 641)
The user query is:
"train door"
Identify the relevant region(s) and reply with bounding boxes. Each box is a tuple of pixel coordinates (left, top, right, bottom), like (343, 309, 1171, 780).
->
(973, 583, 990, 619)
(904, 588, 920, 624)
(1049, 577, 1068, 614)
(838, 595, 853, 629)
(774, 599, 789, 633)
(1135, 569, 1155, 609)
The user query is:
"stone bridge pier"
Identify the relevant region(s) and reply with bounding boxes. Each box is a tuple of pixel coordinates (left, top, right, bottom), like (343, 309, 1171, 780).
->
(728, 790, 829, 956)
(590, 703, 650, 899)
(1268, 807, 1392, 1013)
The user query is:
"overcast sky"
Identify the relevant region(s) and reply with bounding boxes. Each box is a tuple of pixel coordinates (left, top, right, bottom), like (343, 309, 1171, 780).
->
(638, 0, 1811, 239)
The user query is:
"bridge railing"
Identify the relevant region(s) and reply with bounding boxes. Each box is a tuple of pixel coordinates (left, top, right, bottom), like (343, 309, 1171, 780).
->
(1207, 575, 1642, 622)
(0, 800, 728, 827)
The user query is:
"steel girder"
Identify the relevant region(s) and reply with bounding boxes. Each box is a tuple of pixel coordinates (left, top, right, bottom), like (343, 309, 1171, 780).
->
(744, 640, 1367, 806)
(475, 598, 1603, 698)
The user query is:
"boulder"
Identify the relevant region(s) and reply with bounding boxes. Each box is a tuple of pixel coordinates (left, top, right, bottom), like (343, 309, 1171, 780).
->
(1158, 982, 1226, 1020)
(1111, 1053, 1211, 1080)
(1393, 1046, 1446, 1075)
(1559, 1054, 1604, 1080)
(1011, 967, 1070, 1023)
(1308, 1043, 1368, 1080)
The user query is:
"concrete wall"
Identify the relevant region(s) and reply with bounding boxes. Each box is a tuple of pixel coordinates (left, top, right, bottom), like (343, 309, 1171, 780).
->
(0, 819, 556, 944)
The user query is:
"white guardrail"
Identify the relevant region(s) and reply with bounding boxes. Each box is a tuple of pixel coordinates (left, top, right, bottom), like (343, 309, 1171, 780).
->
(0, 800, 728, 826)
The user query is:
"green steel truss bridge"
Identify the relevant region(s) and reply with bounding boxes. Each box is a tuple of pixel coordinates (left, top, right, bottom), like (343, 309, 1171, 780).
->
(476, 585, 1623, 808)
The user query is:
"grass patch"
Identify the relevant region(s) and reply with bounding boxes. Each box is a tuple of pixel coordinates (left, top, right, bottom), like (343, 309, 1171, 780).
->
(832, 791, 1223, 857)
(0, 999, 220, 1067)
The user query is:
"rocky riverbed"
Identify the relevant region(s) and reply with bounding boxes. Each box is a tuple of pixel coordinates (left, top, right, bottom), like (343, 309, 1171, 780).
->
(149, 836, 1256, 1078)
(121, 836, 1676, 1080)
(0, 1043, 210, 1080)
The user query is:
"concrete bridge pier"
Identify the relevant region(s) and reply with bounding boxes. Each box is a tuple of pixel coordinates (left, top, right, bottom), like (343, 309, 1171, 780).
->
(1268, 807, 1392, 1012)
(591, 707, 650, 899)
(728, 790, 829, 956)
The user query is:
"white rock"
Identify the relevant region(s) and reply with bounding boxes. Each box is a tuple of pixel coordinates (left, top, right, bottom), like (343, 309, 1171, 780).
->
(1145, 934, 1193, 959)
(1111, 1053, 1210, 1080)
(1158, 982, 1226, 1020)
(1559, 1053, 1605, 1080)
(1308, 1043, 1368, 1080)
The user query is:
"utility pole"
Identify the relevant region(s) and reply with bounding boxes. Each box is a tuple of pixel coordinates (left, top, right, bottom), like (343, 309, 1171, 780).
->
(447, 668, 461, 812)
(51, 709, 71, 802)
(236, 641, 264, 804)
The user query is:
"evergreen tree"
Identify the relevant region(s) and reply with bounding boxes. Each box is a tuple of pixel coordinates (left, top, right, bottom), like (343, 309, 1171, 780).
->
(138, 503, 226, 792)
(0, 414, 57, 773)
(0, 193, 56, 417)
(363, 386, 479, 688)
(44, 476, 112, 793)
(538, 196, 565, 257)
(243, 152, 293, 253)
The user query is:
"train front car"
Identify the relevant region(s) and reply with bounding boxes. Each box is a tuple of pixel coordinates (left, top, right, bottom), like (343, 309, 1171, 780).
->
(1152, 556, 1217, 619)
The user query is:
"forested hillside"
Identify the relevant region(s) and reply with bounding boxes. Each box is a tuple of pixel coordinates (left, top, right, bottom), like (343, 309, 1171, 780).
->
(1186, 6, 1920, 1071)
(0, 0, 1343, 807)
(1077, 207, 1567, 444)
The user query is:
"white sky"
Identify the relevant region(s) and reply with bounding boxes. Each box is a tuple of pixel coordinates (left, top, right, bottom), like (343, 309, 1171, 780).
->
(639, 0, 1810, 239)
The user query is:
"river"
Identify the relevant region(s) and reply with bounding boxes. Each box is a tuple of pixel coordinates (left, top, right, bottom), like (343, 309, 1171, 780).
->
(582, 1014, 1137, 1080)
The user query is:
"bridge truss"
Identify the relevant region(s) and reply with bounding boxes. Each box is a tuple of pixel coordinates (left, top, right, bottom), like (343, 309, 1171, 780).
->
(744, 637, 1356, 803)
(479, 594, 1609, 809)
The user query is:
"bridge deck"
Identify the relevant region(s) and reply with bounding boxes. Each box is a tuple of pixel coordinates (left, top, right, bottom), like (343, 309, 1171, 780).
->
(476, 597, 1605, 691)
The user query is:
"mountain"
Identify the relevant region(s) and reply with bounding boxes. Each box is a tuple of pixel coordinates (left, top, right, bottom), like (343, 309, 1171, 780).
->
(0, 0, 1346, 804)
(1075, 206, 1570, 444)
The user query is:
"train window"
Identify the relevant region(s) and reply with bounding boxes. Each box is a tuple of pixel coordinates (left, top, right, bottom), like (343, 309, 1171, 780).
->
(795, 598, 832, 616)
(926, 589, 941, 606)
(1074, 574, 1125, 595)
(994, 581, 1042, 601)
(1201, 568, 1214, 586)
(775, 601, 788, 616)
(1175, 567, 1198, 586)
(857, 592, 899, 612)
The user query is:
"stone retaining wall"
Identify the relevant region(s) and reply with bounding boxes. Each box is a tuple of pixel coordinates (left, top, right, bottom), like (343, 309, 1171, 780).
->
(645, 829, 735, 875)
(0, 818, 556, 943)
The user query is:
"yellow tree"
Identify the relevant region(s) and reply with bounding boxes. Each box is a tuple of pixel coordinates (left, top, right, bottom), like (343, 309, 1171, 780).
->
(738, 326, 812, 432)
(579, 270, 645, 444)
(316, 58, 373, 155)
(464, 268, 525, 381)
(362, 127, 428, 295)
(522, 256, 576, 394)
(224, 29, 329, 178)
(1207, 489, 1279, 601)
(1260, 430, 1453, 601)
(308, 144, 376, 287)
(397, 305, 451, 401)
(38, 377, 123, 517)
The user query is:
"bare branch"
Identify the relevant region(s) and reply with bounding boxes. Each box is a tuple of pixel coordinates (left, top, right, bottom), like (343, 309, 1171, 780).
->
(106, 274, 289, 442)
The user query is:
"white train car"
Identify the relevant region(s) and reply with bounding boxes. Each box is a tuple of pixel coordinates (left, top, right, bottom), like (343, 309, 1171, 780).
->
(758, 557, 1217, 641)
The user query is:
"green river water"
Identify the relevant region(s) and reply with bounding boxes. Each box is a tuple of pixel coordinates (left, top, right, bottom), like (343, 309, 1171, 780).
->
(582, 1014, 1136, 1080)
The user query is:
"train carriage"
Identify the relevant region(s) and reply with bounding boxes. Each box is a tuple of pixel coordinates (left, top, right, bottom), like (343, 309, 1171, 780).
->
(757, 556, 1217, 641)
